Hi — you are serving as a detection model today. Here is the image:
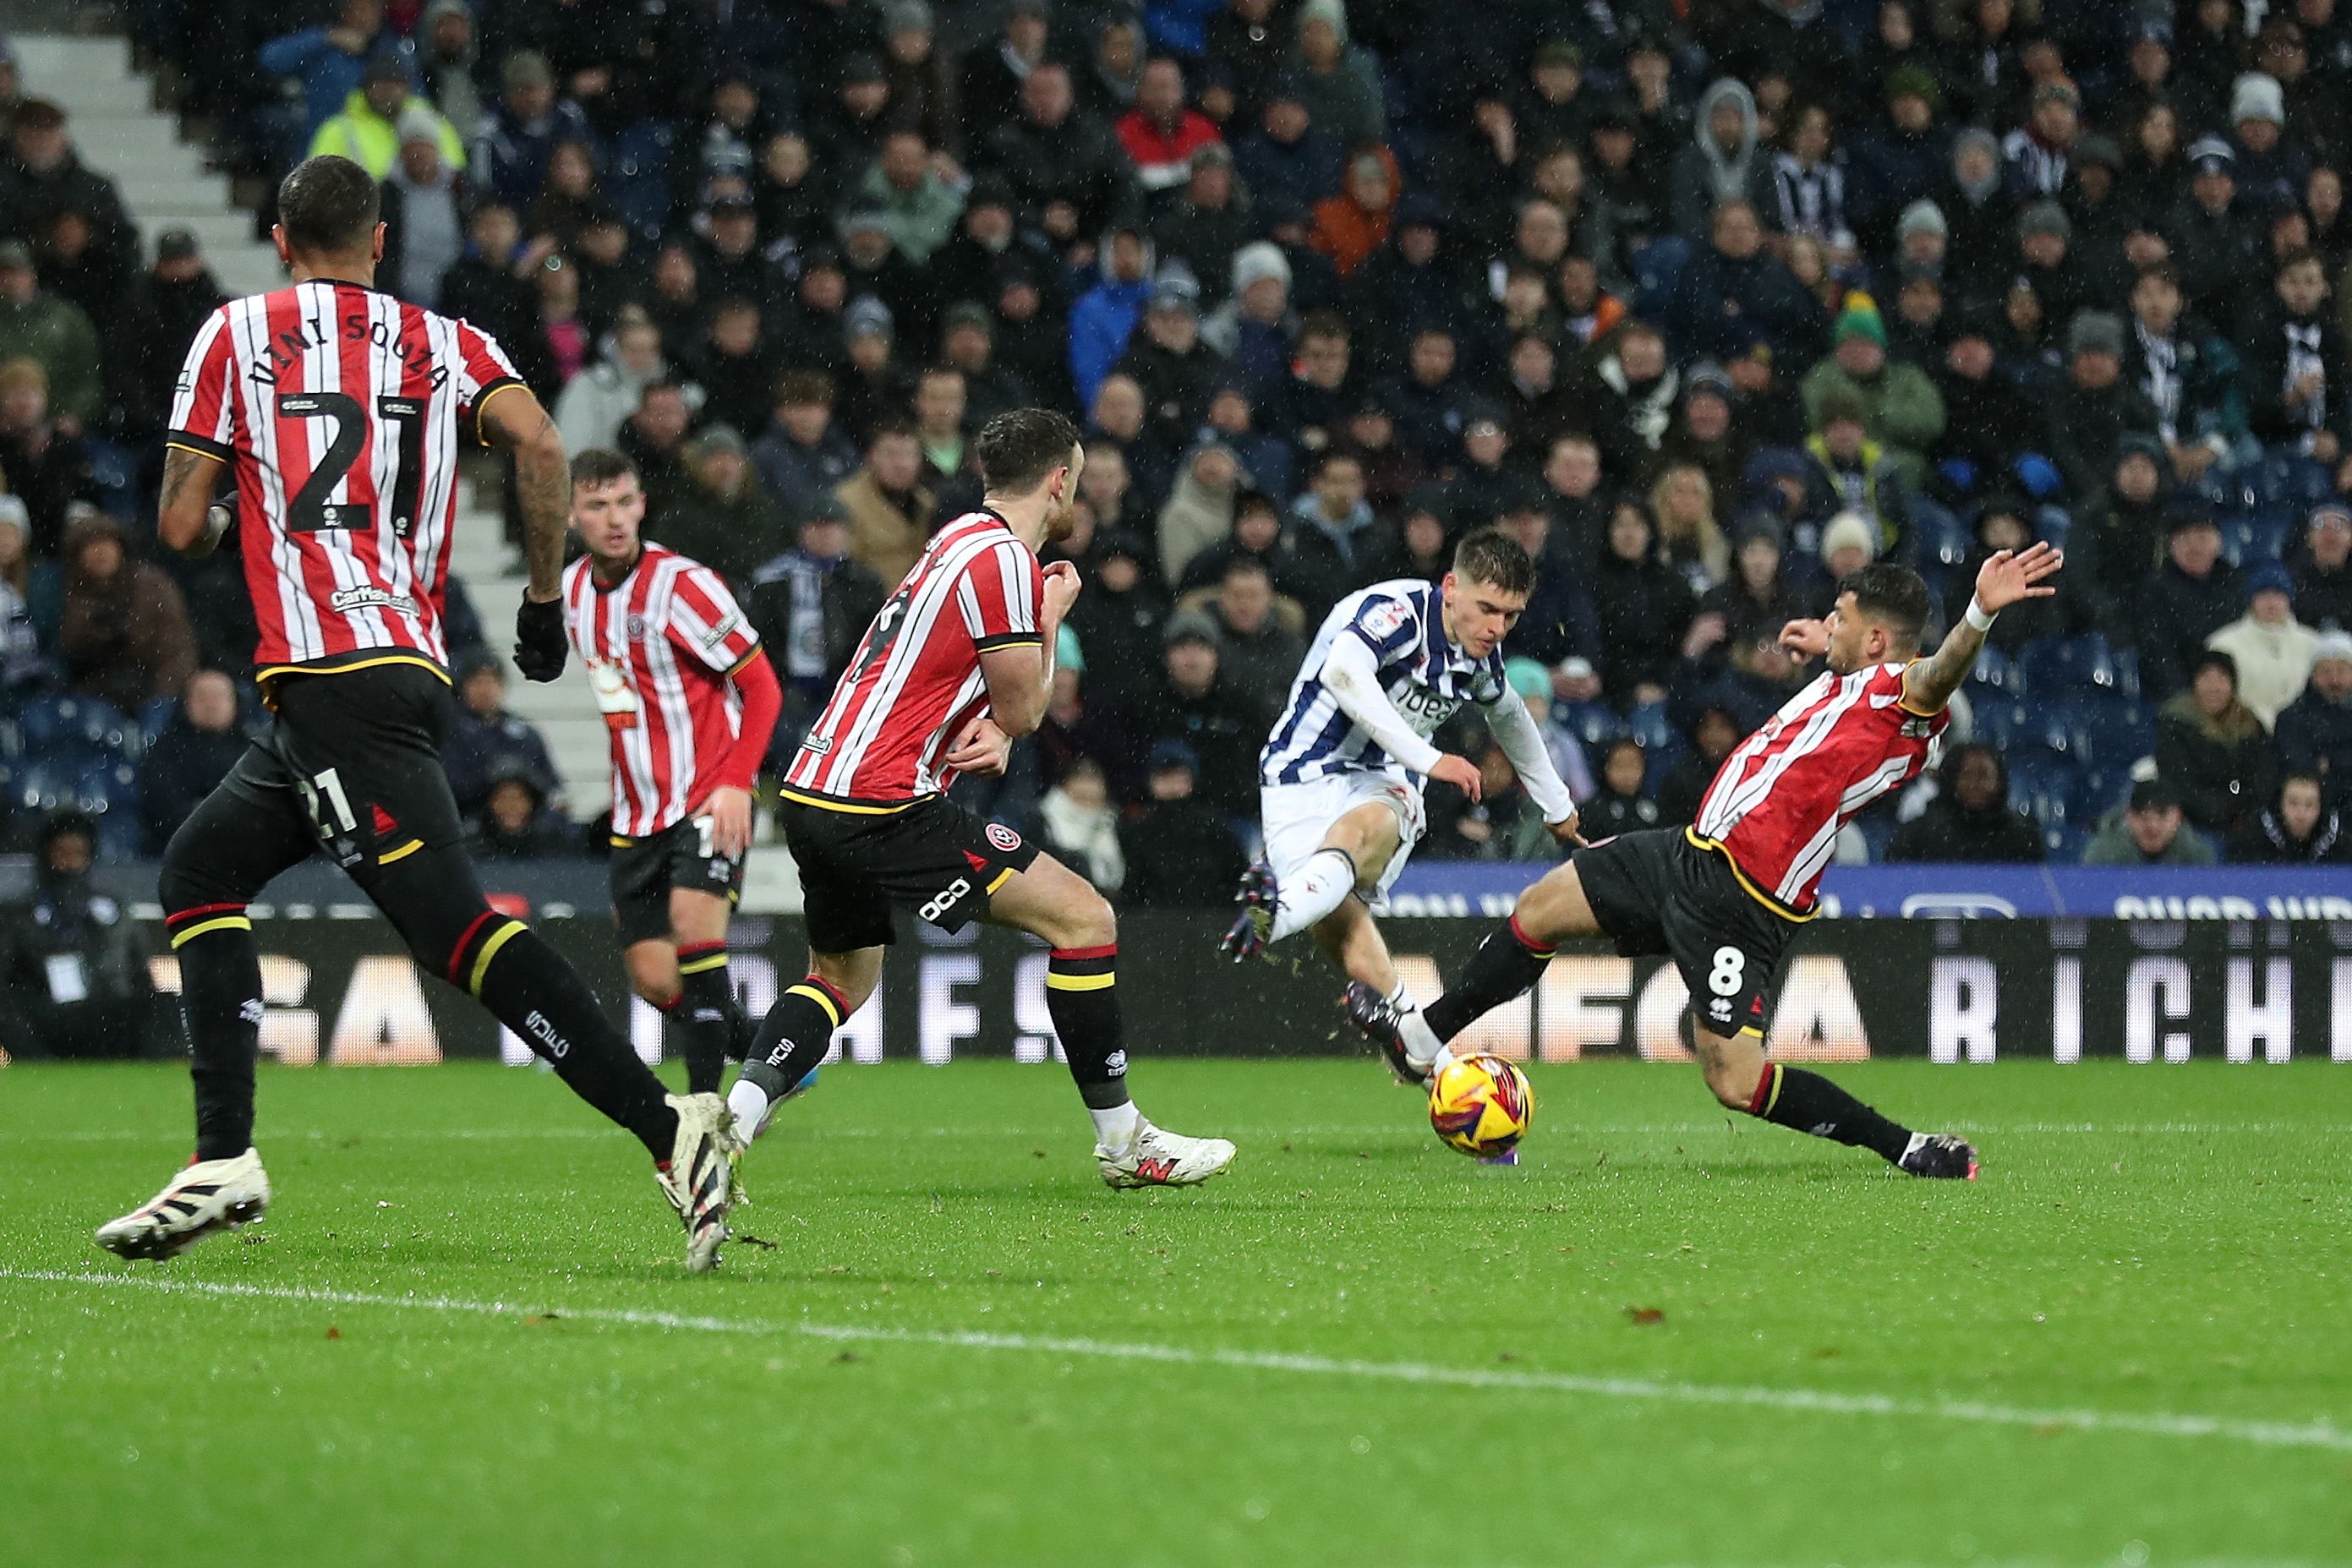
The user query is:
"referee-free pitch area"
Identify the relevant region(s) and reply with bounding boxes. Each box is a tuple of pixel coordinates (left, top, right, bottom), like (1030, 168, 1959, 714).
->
(3, 1059, 2347, 1567)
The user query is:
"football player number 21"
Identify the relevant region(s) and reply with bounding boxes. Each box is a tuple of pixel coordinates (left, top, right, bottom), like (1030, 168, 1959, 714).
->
(297, 767, 358, 840)
(276, 391, 428, 537)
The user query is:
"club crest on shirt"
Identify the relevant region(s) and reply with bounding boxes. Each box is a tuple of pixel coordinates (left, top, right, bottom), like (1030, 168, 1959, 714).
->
(986, 822, 1022, 852)
(626, 613, 649, 641)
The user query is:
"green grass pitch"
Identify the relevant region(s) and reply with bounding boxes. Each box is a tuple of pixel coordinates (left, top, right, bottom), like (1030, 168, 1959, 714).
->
(3, 1057, 2349, 1567)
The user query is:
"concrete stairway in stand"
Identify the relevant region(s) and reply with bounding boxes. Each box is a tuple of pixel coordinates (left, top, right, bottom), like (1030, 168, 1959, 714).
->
(12, 33, 282, 298)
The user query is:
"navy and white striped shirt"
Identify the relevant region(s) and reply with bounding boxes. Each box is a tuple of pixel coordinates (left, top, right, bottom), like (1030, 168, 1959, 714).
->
(1261, 581, 1509, 785)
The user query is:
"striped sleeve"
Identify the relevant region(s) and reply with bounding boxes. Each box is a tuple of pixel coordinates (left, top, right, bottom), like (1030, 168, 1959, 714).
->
(1342, 590, 1420, 662)
(960, 537, 1043, 651)
(666, 564, 762, 674)
(165, 309, 237, 461)
(451, 317, 525, 442)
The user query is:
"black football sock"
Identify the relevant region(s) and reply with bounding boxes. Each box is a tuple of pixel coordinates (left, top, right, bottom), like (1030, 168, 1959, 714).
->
(673, 942, 735, 1096)
(461, 917, 678, 1158)
(1047, 945, 1131, 1109)
(1424, 916, 1556, 1044)
(168, 905, 264, 1162)
(739, 975, 843, 1102)
(1747, 1063, 1912, 1162)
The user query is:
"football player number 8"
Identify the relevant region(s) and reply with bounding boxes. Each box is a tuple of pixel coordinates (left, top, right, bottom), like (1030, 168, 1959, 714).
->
(1707, 946, 1745, 997)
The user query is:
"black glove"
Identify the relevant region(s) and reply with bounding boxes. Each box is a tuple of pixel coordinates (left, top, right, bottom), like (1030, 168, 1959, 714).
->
(513, 593, 568, 682)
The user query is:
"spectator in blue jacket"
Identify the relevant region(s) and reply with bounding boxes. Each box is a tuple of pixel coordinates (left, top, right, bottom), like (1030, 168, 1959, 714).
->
(135, 670, 244, 856)
(440, 654, 563, 820)
(259, 0, 403, 155)
(1069, 223, 1157, 409)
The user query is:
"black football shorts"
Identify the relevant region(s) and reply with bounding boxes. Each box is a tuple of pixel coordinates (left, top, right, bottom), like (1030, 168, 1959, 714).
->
(608, 813, 747, 946)
(1572, 827, 1797, 1039)
(778, 791, 1040, 953)
(222, 659, 465, 872)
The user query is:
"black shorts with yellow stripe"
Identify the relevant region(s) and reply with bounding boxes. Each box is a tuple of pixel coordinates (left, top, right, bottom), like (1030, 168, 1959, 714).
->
(608, 814, 746, 946)
(1570, 826, 1797, 1040)
(776, 788, 1039, 953)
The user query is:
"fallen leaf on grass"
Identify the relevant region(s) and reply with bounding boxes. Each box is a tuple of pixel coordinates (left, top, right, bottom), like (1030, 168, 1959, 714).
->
(1625, 1306, 1666, 1325)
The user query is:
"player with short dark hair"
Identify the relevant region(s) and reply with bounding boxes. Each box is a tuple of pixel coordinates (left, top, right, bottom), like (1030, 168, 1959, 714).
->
(1223, 529, 1581, 1074)
(98, 156, 741, 1270)
(1351, 547, 2064, 1177)
(726, 407, 1236, 1188)
(561, 447, 786, 1096)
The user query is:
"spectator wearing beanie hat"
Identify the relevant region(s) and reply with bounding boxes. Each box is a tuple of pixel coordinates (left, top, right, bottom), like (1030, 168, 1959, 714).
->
(2002, 78, 2080, 201)
(1847, 68, 1948, 254)
(1200, 241, 1295, 396)
(2044, 309, 2163, 499)
(1891, 199, 1947, 282)
(2294, 503, 2352, 631)
(2208, 562, 2322, 726)
(2014, 198, 2091, 335)
(2170, 138, 2262, 323)
(2229, 72, 2309, 212)
(1800, 291, 1945, 492)
(2276, 630, 2352, 798)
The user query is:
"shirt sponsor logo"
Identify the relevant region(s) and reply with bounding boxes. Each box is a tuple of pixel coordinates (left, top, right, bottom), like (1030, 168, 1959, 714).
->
(328, 585, 419, 616)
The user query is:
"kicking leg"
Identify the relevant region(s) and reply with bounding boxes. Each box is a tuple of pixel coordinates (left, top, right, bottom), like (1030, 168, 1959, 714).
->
(1689, 1020, 1975, 1178)
(1227, 800, 1400, 959)
(987, 851, 1234, 1185)
(1421, 859, 1603, 1042)
(728, 945, 882, 1137)
(1313, 897, 1449, 1082)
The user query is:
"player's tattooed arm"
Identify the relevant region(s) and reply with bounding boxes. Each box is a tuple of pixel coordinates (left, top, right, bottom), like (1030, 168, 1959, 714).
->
(156, 444, 229, 555)
(1902, 543, 2064, 714)
(480, 388, 572, 601)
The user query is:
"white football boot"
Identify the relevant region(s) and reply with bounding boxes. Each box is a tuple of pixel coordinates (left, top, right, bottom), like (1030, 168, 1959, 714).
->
(1097, 1120, 1238, 1189)
(96, 1149, 271, 1261)
(655, 1093, 742, 1272)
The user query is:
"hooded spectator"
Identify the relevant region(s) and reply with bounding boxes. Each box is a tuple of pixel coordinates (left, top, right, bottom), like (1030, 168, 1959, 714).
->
(442, 654, 561, 818)
(1158, 439, 1252, 587)
(1117, 738, 1250, 903)
(1589, 500, 1697, 704)
(2136, 509, 2249, 700)
(468, 768, 574, 860)
(2228, 771, 2347, 861)
(1233, 82, 1346, 213)
(1307, 145, 1399, 277)
(136, 669, 246, 855)
(56, 506, 195, 713)
(1133, 609, 1271, 817)
(1670, 79, 1776, 243)
(1286, 0, 1387, 148)
(0, 810, 156, 1057)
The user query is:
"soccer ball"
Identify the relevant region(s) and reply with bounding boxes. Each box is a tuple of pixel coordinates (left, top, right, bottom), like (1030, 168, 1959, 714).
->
(1428, 1054, 1533, 1158)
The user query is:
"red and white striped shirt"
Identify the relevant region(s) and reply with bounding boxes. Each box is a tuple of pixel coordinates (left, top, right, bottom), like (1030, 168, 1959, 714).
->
(561, 542, 763, 838)
(1693, 662, 1949, 916)
(785, 511, 1042, 806)
(167, 280, 522, 685)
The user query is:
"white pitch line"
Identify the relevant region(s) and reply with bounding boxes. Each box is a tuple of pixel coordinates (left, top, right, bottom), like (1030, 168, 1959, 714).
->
(6, 1268, 2347, 1454)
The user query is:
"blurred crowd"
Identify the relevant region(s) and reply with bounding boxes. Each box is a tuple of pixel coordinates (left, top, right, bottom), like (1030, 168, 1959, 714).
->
(0, 0, 2344, 884)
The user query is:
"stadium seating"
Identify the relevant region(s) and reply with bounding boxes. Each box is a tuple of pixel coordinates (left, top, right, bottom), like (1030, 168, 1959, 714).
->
(10, 694, 141, 762)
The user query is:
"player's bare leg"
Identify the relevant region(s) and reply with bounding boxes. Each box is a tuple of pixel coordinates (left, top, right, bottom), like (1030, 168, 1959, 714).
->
(625, 888, 741, 1095)
(986, 852, 1236, 1186)
(728, 944, 880, 1139)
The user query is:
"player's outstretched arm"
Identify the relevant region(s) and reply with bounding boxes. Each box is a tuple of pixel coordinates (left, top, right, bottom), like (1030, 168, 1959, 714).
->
(479, 386, 573, 680)
(156, 445, 230, 556)
(1901, 544, 2063, 714)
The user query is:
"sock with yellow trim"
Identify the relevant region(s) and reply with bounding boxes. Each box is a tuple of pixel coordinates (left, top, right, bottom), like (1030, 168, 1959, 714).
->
(1046, 945, 1131, 1114)
(1747, 1063, 1912, 1161)
(167, 904, 263, 1162)
(460, 918, 676, 1158)
(1424, 915, 1555, 1045)
(673, 941, 736, 1095)
(732, 974, 843, 1130)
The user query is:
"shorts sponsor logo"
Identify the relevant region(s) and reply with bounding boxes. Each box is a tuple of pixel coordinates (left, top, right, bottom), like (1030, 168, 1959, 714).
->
(919, 877, 971, 924)
(985, 822, 1022, 853)
(328, 585, 419, 616)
